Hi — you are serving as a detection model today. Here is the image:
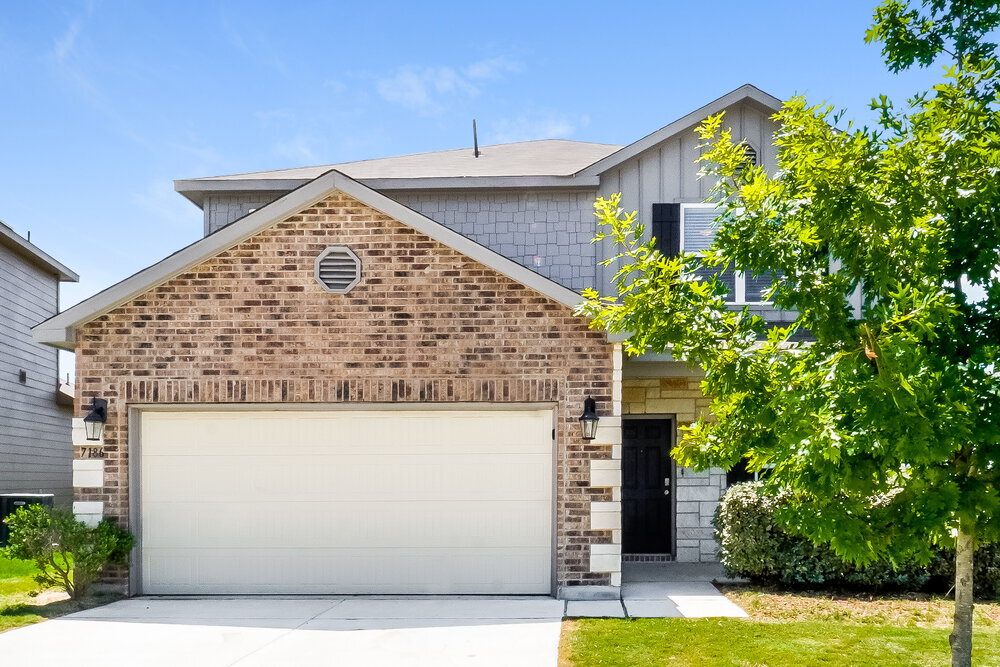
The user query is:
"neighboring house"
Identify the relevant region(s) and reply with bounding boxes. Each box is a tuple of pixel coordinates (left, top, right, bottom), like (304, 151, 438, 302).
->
(34, 84, 782, 599)
(1, 221, 78, 506)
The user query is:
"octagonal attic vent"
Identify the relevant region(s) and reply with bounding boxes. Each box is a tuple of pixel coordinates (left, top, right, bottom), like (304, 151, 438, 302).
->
(315, 246, 361, 293)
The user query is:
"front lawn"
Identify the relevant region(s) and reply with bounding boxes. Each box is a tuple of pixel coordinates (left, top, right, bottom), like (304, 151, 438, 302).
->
(561, 588, 1000, 666)
(0, 556, 117, 632)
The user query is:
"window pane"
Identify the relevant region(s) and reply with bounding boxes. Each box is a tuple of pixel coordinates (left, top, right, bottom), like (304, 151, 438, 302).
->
(682, 207, 718, 251)
(684, 207, 734, 300)
(745, 270, 774, 303)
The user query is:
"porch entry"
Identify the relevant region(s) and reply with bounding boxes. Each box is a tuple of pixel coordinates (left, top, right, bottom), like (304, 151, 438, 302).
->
(621, 417, 674, 558)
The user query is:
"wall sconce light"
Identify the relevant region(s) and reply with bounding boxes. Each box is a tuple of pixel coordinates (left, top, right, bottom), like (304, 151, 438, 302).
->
(579, 396, 599, 440)
(83, 398, 108, 442)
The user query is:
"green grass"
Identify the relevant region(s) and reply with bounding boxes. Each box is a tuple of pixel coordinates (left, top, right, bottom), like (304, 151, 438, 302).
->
(0, 556, 42, 596)
(0, 556, 50, 632)
(562, 617, 1000, 666)
(0, 555, 120, 633)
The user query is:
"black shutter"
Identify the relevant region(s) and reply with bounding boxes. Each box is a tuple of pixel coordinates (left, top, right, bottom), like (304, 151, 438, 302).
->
(651, 203, 681, 256)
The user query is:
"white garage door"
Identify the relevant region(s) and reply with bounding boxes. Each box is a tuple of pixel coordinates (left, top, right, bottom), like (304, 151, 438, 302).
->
(138, 408, 553, 595)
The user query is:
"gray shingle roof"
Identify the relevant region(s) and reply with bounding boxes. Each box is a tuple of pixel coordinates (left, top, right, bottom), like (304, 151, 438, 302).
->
(187, 139, 622, 182)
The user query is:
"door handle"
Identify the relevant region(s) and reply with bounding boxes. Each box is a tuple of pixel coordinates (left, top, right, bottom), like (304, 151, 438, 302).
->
(664, 478, 671, 496)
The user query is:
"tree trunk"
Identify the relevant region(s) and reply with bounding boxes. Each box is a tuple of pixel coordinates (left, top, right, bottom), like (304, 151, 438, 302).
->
(950, 522, 975, 667)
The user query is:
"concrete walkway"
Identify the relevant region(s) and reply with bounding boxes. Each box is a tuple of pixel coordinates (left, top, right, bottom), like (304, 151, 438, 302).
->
(0, 566, 746, 665)
(0, 597, 564, 667)
(565, 562, 749, 619)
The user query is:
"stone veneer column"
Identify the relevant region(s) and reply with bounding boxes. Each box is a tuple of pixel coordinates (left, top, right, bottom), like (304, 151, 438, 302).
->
(587, 344, 624, 588)
(70, 418, 105, 527)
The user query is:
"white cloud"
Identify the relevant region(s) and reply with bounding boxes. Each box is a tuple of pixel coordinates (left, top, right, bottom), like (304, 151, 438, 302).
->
(51, 0, 97, 63)
(53, 19, 82, 63)
(487, 112, 590, 144)
(376, 65, 477, 115)
(376, 57, 522, 116)
(132, 179, 203, 230)
(463, 57, 521, 80)
(274, 132, 321, 164)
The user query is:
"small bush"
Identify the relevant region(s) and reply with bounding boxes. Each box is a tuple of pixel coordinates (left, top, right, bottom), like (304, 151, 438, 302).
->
(715, 482, 1000, 597)
(1, 505, 133, 599)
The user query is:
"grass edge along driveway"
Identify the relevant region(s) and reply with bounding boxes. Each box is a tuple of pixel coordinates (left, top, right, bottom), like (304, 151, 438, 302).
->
(0, 556, 118, 632)
(560, 588, 1000, 667)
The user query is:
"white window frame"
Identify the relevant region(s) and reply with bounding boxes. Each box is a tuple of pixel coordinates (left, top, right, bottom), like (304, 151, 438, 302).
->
(679, 203, 770, 305)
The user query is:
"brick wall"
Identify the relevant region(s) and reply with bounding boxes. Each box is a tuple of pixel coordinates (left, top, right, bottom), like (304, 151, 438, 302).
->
(75, 192, 615, 590)
(622, 377, 723, 563)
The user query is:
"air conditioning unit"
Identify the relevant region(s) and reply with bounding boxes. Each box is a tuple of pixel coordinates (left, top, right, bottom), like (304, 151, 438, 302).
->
(0, 494, 54, 546)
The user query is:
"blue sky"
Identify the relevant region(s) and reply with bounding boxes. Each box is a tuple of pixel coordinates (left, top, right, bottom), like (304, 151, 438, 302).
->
(1, 0, 946, 318)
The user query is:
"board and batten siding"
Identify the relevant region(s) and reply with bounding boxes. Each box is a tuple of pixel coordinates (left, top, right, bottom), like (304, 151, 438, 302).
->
(0, 244, 72, 505)
(595, 100, 780, 292)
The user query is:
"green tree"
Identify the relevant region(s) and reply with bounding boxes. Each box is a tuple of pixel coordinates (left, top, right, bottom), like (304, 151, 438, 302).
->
(579, 3, 1000, 665)
(2, 504, 133, 599)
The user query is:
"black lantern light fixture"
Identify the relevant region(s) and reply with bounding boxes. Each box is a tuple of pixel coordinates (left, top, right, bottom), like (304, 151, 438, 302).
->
(579, 396, 599, 440)
(83, 398, 108, 442)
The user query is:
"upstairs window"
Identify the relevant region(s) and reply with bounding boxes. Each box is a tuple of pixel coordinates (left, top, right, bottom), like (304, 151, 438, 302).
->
(651, 203, 772, 304)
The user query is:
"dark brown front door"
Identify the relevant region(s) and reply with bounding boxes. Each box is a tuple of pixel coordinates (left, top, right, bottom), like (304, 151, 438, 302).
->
(622, 418, 673, 554)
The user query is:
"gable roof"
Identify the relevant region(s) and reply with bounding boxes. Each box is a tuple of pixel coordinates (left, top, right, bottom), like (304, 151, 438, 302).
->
(175, 139, 621, 206)
(576, 84, 783, 177)
(0, 221, 78, 281)
(33, 170, 586, 350)
(174, 84, 783, 206)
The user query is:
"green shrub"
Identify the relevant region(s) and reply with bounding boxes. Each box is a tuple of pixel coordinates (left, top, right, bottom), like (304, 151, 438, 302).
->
(1, 505, 133, 599)
(714, 482, 1000, 596)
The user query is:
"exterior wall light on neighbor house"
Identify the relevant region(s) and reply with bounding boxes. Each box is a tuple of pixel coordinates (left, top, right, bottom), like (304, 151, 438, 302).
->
(579, 396, 599, 440)
(83, 398, 108, 441)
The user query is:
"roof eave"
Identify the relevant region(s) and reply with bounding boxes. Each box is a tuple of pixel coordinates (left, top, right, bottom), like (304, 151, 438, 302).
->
(0, 226, 79, 281)
(174, 174, 602, 209)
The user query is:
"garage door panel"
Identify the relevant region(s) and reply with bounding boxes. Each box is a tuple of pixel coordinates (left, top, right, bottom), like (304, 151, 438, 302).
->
(141, 411, 551, 457)
(142, 500, 553, 549)
(139, 408, 554, 594)
(144, 547, 550, 595)
(144, 454, 552, 502)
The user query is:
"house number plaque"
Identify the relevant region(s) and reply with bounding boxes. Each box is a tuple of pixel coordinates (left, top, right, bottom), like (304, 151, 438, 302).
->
(78, 446, 106, 459)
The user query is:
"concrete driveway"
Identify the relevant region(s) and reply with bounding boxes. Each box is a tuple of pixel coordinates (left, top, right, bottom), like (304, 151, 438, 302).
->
(0, 597, 564, 667)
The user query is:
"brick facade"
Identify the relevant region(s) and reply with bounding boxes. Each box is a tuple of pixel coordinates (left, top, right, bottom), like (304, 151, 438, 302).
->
(75, 192, 615, 590)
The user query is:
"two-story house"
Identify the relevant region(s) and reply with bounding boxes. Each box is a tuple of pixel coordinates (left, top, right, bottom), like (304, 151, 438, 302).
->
(1, 221, 78, 506)
(34, 84, 782, 599)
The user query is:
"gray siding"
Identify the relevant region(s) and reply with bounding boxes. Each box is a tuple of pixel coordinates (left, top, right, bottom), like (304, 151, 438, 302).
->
(387, 189, 598, 292)
(204, 191, 286, 236)
(597, 100, 779, 291)
(0, 245, 72, 505)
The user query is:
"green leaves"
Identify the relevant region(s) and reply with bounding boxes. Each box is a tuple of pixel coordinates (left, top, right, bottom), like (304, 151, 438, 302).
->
(866, 0, 1000, 78)
(581, 32, 1000, 569)
(2, 505, 134, 599)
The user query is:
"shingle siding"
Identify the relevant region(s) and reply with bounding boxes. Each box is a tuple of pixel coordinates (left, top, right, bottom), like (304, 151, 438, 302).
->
(0, 244, 72, 506)
(77, 191, 615, 590)
(203, 191, 287, 236)
(388, 189, 598, 292)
